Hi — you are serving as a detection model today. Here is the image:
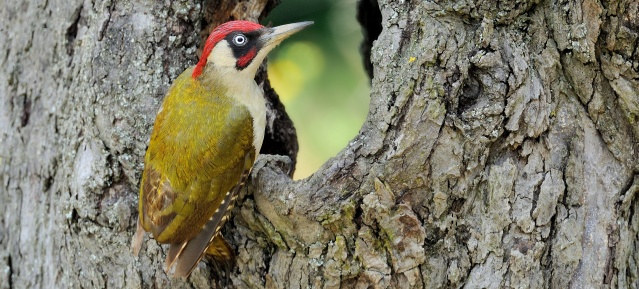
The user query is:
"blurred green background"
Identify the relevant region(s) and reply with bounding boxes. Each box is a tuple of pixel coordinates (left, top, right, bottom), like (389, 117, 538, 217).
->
(263, 0, 370, 179)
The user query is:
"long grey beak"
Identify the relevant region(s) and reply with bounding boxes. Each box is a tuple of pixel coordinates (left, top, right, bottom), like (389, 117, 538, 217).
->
(260, 21, 314, 47)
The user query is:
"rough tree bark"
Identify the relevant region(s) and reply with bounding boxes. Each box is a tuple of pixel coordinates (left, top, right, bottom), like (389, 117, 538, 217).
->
(1, 0, 638, 288)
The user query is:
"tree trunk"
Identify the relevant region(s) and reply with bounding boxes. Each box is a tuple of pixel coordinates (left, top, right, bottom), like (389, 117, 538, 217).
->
(1, 0, 638, 288)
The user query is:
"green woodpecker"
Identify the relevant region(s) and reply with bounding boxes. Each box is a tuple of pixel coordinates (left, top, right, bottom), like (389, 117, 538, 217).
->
(132, 20, 312, 278)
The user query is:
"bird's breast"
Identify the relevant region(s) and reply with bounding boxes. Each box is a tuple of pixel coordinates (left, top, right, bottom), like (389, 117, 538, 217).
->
(215, 73, 266, 156)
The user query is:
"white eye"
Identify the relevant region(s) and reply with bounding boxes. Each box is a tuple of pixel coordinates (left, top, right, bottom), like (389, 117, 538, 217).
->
(233, 34, 247, 46)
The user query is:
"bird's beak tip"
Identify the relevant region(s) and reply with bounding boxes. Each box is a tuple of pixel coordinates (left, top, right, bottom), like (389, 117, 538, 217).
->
(262, 21, 314, 45)
(296, 21, 315, 27)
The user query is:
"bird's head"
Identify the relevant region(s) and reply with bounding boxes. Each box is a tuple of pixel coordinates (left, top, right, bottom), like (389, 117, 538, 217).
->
(192, 20, 313, 79)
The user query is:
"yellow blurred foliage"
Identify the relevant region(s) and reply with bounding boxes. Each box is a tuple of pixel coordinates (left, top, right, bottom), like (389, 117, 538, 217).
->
(268, 59, 303, 101)
(268, 42, 325, 102)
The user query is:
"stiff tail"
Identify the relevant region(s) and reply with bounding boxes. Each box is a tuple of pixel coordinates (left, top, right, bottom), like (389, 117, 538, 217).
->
(131, 219, 146, 256)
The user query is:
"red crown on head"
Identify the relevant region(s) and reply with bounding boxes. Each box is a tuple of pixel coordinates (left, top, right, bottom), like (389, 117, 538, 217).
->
(192, 20, 264, 78)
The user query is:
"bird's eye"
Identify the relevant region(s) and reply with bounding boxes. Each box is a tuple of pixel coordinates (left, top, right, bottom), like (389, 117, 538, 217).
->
(233, 34, 247, 46)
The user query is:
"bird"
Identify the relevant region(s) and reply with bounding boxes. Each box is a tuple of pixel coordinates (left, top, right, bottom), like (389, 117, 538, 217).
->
(131, 20, 313, 278)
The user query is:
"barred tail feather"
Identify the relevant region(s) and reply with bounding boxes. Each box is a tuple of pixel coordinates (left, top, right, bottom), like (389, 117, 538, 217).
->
(206, 234, 235, 262)
(208, 235, 235, 288)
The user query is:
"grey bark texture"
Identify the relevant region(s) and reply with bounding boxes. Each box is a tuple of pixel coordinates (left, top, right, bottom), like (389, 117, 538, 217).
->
(1, 0, 638, 288)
